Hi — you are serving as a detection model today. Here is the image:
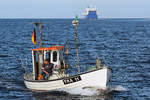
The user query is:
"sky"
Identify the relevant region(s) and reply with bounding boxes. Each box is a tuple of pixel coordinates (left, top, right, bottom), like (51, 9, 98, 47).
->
(0, 0, 150, 18)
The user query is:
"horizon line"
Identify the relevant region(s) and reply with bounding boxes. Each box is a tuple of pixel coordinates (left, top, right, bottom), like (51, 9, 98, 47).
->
(0, 17, 150, 19)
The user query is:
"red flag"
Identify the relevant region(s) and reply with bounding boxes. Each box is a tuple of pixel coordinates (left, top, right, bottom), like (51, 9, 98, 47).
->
(31, 28, 37, 45)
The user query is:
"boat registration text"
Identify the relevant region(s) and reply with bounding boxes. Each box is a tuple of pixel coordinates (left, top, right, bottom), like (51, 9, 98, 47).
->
(63, 76, 81, 85)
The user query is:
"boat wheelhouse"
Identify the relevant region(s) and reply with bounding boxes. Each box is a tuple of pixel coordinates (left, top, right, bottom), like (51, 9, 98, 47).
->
(31, 46, 66, 80)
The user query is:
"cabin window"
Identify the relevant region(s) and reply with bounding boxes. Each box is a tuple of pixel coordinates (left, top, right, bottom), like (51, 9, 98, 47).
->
(45, 52, 50, 60)
(53, 51, 57, 62)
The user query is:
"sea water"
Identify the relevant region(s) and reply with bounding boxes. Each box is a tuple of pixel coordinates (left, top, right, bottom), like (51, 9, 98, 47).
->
(0, 18, 150, 100)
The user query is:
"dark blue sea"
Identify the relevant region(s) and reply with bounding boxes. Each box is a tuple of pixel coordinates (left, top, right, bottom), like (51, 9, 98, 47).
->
(0, 18, 150, 100)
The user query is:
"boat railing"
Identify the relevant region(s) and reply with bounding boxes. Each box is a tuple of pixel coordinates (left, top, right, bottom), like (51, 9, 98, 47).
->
(24, 72, 69, 81)
(52, 70, 69, 79)
(24, 73, 35, 80)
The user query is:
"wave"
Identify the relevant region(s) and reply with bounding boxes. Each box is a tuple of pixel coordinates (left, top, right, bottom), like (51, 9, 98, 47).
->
(57, 85, 127, 96)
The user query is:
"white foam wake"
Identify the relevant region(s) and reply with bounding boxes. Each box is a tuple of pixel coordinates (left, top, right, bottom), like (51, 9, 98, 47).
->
(58, 87, 109, 96)
(110, 85, 127, 91)
(58, 87, 99, 96)
(57, 85, 127, 96)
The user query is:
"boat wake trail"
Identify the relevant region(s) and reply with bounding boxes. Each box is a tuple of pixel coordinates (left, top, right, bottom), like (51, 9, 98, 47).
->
(61, 87, 100, 96)
(109, 85, 127, 92)
(59, 85, 127, 96)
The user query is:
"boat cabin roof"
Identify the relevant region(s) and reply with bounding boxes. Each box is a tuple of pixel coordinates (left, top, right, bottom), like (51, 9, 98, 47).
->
(32, 46, 64, 51)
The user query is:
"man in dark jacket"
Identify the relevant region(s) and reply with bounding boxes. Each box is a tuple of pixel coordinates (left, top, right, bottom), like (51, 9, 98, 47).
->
(38, 59, 54, 80)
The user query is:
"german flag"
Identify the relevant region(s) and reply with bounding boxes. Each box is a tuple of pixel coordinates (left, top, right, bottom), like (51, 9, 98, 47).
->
(31, 28, 37, 45)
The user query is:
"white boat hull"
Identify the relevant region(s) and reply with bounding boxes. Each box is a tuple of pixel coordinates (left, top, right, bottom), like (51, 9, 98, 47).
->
(24, 67, 112, 91)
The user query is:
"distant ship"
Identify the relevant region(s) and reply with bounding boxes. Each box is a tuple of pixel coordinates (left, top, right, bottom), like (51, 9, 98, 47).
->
(84, 7, 98, 19)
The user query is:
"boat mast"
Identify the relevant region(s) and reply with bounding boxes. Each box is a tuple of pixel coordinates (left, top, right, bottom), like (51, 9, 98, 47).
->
(33, 22, 44, 78)
(72, 16, 80, 73)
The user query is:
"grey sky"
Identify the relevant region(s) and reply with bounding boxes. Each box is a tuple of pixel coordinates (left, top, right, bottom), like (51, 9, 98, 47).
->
(0, 0, 150, 18)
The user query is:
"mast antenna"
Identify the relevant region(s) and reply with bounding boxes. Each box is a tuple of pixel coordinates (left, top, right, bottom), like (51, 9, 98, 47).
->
(72, 16, 80, 73)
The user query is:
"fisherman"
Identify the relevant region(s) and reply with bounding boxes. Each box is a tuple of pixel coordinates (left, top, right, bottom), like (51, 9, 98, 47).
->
(38, 59, 55, 80)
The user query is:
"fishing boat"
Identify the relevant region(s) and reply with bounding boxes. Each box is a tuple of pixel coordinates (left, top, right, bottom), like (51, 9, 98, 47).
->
(24, 18, 112, 92)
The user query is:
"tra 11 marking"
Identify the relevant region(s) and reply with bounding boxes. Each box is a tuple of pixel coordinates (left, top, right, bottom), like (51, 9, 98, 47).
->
(63, 76, 82, 85)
